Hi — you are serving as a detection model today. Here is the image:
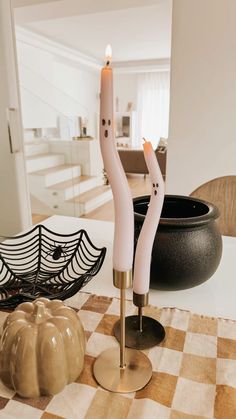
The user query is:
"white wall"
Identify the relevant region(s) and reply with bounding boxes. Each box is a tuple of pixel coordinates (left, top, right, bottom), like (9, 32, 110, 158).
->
(16, 29, 100, 137)
(113, 73, 138, 113)
(167, 0, 236, 195)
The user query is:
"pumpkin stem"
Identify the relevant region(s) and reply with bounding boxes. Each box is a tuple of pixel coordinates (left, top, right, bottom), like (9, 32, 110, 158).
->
(32, 301, 47, 324)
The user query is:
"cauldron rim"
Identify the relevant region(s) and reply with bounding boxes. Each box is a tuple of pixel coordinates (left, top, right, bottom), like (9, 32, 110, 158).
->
(133, 194, 220, 228)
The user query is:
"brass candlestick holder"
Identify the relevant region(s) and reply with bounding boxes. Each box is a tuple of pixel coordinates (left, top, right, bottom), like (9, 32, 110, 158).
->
(93, 270, 152, 393)
(114, 291, 165, 350)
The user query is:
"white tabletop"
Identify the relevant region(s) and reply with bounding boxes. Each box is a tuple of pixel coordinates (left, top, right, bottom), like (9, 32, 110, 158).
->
(41, 215, 236, 320)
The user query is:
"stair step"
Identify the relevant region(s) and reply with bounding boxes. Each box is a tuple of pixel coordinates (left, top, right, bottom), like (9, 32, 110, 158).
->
(70, 185, 111, 203)
(49, 175, 91, 190)
(24, 129, 36, 142)
(47, 175, 103, 200)
(66, 185, 112, 215)
(29, 164, 82, 187)
(68, 185, 112, 215)
(24, 140, 49, 157)
(26, 142, 111, 216)
(26, 153, 65, 173)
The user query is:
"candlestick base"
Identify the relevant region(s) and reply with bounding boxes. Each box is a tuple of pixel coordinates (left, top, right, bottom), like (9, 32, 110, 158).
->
(114, 315, 165, 350)
(93, 347, 152, 393)
(94, 270, 152, 392)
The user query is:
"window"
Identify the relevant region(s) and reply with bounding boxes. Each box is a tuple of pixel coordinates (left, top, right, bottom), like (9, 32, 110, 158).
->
(136, 71, 170, 148)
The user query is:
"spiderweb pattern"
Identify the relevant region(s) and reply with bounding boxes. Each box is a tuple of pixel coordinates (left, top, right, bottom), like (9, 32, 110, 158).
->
(0, 225, 106, 308)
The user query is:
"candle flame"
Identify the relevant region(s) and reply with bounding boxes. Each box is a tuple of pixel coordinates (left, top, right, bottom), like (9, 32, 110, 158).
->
(105, 44, 112, 66)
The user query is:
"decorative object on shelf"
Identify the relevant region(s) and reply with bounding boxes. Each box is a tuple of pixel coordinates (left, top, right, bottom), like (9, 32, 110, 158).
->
(115, 111, 136, 148)
(0, 297, 86, 398)
(0, 224, 106, 308)
(126, 102, 133, 112)
(93, 45, 152, 393)
(102, 168, 109, 185)
(134, 195, 223, 290)
(79, 116, 88, 137)
(114, 139, 165, 349)
(72, 136, 93, 141)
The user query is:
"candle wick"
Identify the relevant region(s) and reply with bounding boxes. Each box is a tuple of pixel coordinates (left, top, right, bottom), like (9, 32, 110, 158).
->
(143, 137, 147, 143)
(106, 60, 110, 67)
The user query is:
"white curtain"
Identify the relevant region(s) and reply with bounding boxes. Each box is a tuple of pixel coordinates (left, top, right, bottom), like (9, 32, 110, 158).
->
(136, 71, 170, 148)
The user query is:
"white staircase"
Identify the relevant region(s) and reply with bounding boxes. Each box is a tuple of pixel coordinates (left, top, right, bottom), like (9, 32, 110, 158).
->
(25, 139, 112, 217)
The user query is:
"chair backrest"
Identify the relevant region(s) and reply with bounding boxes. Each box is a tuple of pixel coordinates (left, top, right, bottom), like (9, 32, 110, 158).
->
(190, 176, 236, 237)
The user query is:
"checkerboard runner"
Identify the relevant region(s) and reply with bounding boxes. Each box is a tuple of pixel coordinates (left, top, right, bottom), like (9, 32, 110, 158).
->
(0, 294, 235, 419)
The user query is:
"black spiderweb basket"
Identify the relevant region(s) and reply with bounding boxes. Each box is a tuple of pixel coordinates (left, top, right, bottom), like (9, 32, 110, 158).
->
(0, 224, 106, 309)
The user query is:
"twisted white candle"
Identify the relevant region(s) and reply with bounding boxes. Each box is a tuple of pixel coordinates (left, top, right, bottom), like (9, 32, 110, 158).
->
(99, 46, 134, 271)
(133, 139, 165, 294)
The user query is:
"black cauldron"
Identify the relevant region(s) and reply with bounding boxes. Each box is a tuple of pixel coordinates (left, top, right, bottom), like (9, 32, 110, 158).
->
(133, 195, 222, 290)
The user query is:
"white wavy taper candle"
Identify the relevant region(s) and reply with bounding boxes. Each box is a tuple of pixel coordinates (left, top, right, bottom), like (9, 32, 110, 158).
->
(133, 139, 165, 294)
(99, 45, 134, 271)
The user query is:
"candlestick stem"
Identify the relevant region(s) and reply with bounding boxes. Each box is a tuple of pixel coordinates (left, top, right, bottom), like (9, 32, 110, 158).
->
(138, 307, 143, 332)
(120, 287, 126, 368)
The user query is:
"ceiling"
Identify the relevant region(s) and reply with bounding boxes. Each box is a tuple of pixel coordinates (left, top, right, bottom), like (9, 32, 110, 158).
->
(13, 0, 172, 65)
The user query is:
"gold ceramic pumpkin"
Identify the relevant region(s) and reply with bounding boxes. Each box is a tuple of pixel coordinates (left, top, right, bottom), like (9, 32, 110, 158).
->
(0, 297, 86, 398)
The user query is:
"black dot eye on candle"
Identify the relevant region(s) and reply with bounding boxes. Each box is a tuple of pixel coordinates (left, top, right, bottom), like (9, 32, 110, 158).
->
(153, 182, 158, 196)
(108, 120, 111, 125)
(102, 119, 106, 126)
